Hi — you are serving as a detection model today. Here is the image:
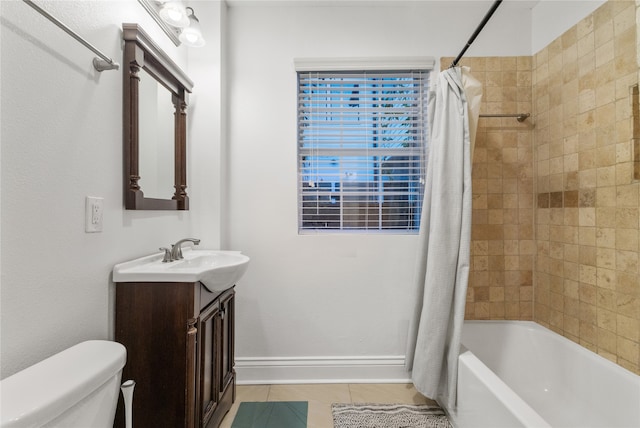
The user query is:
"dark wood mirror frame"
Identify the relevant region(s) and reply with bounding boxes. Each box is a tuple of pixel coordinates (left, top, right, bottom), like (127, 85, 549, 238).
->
(123, 23, 194, 210)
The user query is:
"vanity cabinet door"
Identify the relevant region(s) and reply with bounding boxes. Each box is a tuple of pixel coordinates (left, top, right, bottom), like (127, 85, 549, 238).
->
(218, 289, 235, 400)
(202, 287, 236, 428)
(198, 301, 221, 428)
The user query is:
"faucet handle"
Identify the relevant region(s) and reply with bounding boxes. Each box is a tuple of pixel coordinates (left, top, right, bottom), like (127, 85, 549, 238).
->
(159, 247, 172, 263)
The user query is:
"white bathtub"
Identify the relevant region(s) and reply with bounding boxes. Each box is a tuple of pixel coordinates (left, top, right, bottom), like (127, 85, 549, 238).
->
(445, 321, 640, 428)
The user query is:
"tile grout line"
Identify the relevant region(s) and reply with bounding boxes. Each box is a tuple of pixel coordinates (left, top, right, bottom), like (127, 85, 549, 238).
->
(265, 384, 272, 402)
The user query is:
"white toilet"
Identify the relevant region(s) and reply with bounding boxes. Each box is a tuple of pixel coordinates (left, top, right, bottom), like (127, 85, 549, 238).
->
(0, 340, 126, 428)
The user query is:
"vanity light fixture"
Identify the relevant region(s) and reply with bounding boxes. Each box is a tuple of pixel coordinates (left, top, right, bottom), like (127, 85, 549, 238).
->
(178, 7, 205, 47)
(156, 1, 205, 47)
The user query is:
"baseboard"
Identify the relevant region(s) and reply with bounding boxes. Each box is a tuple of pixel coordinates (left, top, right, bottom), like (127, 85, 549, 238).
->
(235, 355, 411, 385)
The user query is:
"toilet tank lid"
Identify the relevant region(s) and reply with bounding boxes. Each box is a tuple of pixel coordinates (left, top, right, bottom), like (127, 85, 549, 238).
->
(0, 340, 126, 428)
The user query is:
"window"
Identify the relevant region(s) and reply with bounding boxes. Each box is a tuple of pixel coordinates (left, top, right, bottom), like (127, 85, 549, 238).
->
(296, 58, 432, 233)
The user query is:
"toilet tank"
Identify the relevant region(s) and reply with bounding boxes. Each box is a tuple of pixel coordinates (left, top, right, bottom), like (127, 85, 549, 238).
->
(0, 340, 126, 428)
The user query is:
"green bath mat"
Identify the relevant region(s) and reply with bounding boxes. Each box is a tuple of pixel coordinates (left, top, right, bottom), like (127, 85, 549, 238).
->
(231, 401, 308, 428)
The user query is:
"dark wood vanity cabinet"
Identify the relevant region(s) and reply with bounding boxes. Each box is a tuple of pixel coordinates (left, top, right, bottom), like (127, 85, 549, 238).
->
(115, 282, 235, 428)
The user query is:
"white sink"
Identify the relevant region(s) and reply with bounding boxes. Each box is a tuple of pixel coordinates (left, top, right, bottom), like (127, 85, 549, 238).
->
(113, 249, 250, 292)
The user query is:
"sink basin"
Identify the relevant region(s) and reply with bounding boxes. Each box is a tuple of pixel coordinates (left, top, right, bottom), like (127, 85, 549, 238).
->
(113, 249, 250, 292)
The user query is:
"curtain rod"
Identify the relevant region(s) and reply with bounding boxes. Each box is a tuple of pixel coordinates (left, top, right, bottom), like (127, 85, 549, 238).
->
(22, 0, 119, 72)
(450, 0, 503, 68)
(480, 113, 530, 122)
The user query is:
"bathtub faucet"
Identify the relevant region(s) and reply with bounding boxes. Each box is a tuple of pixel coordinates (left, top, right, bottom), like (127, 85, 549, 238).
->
(170, 238, 201, 261)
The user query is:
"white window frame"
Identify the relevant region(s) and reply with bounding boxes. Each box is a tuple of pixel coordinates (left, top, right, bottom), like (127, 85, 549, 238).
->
(295, 57, 434, 234)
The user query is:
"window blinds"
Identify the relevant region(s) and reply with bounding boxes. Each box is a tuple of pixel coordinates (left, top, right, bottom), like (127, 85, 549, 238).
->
(297, 69, 429, 232)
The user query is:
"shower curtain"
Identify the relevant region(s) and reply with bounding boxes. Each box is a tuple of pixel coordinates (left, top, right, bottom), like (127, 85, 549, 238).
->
(405, 66, 481, 408)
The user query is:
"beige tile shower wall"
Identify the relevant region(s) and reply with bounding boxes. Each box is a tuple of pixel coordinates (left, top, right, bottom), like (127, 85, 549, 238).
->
(441, 56, 535, 321)
(533, 0, 640, 374)
(637, 0, 640, 180)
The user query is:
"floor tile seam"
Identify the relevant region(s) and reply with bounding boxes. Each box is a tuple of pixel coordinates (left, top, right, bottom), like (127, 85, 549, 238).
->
(265, 384, 272, 402)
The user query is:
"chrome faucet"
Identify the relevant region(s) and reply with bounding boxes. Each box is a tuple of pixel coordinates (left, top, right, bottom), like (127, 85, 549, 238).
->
(170, 238, 201, 261)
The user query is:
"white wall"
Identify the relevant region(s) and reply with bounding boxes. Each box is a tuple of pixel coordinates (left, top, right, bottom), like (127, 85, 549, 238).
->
(225, 1, 534, 383)
(186, 1, 227, 248)
(531, 0, 606, 52)
(0, 0, 224, 378)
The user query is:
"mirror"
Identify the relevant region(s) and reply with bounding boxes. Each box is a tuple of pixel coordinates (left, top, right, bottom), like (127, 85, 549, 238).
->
(122, 23, 194, 210)
(138, 75, 175, 199)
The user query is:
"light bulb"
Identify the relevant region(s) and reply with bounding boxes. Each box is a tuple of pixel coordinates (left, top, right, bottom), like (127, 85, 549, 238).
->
(178, 8, 205, 47)
(159, 1, 189, 28)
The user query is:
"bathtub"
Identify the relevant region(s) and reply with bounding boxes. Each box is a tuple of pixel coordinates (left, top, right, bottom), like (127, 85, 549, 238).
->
(444, 321, 640, 428)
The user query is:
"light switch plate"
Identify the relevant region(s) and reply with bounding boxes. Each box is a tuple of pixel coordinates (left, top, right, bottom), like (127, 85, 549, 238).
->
(85, 196, 104, 233)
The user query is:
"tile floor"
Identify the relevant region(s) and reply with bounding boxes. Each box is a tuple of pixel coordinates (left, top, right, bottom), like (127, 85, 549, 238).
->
(219, 383, 437, 428)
